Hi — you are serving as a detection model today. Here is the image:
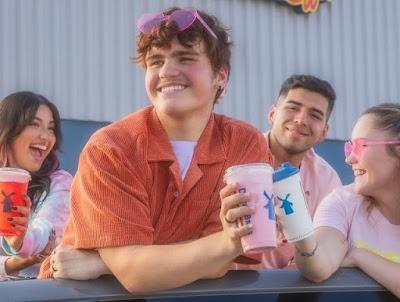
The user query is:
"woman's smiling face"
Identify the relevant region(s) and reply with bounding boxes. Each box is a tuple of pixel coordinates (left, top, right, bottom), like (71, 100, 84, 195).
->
(8, 105, 56, 172)
(347, 113, 400, 197)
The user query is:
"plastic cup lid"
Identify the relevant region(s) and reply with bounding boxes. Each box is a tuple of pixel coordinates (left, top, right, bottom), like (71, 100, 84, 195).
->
(0, 167, 31, 183)
(224, 163, 273, 182)
(272, 162, 299, 183)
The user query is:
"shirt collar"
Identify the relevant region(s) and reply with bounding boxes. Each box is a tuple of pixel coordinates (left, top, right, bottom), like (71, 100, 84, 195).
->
(148, 108, 226, 164)
(264, 131, 276, 166)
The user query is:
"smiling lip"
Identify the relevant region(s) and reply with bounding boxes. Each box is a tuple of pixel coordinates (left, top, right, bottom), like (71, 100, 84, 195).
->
(29, 144, 49, 162)
(286, 126, 309, 136)
(157, 84, 187, 93)
(30, 144, 48, 151)
(353, 169, 366, 177)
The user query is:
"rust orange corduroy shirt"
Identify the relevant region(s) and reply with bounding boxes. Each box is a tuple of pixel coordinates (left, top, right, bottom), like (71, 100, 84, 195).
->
(39, 106, 269, 278)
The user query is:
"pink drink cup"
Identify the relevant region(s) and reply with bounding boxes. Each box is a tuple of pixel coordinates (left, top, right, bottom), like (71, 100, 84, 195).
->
(224, 163, 276, 253)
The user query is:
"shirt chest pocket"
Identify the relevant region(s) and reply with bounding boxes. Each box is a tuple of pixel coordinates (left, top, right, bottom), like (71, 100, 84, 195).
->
(155, 190, 221, 243)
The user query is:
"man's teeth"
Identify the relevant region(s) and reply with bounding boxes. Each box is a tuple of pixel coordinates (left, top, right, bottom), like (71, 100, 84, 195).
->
(354, 169, 366, 176)
(160, 85, 185, 93)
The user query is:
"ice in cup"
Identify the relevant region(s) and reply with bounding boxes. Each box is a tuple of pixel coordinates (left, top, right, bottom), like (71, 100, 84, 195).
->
(273, 162, 313, 242)
(224, 163, 276, 253)
(0, 168, 31, 236)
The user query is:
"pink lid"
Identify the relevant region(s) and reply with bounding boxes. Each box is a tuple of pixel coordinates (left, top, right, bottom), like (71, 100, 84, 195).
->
(0, 168, 31, 183)
(224, 163, 273, 183)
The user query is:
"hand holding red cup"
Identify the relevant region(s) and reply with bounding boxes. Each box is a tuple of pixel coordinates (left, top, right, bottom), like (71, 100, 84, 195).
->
(0, 168, 31, 241)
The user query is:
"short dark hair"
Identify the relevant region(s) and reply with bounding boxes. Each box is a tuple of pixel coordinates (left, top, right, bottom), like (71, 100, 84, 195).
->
(135, 7, 231, 102)
(278, 74, 336, 120)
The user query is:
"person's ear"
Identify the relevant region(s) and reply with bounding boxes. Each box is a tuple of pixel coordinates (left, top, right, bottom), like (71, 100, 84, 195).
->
(267, 104, 277, 126)
(317, 123, 329, 143)
(216, 67, 228, 88)
(215, 66, 229, 100)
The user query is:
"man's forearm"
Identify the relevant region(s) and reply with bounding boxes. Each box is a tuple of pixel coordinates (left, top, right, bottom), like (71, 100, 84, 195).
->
(99, 231, 240, 293)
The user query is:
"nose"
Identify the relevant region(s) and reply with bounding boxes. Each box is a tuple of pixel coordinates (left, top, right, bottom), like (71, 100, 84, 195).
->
(39, 127, 54, 140)
(345, 152, 357, 166)
(293, 109, 308, 125)
(159, 60, 179, 78)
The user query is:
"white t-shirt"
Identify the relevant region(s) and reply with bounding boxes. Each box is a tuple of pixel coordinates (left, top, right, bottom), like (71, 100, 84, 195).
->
(314, 184, 400, 263)
(171, 141, 197, 180)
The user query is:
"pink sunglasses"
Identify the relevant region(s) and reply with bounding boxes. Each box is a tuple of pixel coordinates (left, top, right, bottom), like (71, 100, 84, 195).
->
(137, 8, 218, 39)
(344, 138, 400, 159)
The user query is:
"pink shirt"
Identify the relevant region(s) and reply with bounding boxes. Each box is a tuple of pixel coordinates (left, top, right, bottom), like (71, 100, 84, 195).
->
(234, 133, 342, 269)
(314, 185, 400, 263)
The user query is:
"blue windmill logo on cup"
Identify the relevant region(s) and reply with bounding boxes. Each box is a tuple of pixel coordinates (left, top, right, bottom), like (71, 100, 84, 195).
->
(273, 162, 300, 217)
(277, 193, 294, 215)
(263, 191, 275, 220)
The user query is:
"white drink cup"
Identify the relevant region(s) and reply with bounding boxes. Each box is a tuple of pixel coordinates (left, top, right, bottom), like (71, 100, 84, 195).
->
(273, 162, 313, 242)
(224, 163, 276, 253)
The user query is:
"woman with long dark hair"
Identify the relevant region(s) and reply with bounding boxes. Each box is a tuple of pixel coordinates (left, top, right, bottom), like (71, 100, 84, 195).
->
(0, 91, 72, 278)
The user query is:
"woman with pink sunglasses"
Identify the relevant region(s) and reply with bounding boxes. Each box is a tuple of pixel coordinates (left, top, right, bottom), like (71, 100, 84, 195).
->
(292, 103, 400, 297)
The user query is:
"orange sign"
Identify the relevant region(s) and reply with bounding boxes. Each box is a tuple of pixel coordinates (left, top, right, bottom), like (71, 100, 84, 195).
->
(274, 0, 331, 14)
(287, 0, 320, 13)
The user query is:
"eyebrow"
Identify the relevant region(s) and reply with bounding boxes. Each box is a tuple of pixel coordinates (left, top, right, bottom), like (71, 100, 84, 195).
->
(146, 50, 200, 62)
(286, 100, 325, 118)
(33, 117, 55, 125)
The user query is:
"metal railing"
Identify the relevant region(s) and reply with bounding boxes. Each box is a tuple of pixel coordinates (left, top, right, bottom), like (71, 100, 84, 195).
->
(0, 268, 396, 302)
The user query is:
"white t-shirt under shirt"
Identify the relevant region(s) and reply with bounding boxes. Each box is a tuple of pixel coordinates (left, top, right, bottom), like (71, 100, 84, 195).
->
(171, 141, 197, 180)
(314, 184, 400, 263)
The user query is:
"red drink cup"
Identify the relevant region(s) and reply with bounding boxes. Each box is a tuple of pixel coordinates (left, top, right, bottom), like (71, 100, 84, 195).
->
(224, 163, 276, 253)
(0, 168, 31, 236)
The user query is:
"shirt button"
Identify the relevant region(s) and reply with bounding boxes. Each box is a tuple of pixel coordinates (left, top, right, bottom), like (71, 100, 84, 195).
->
(173, 191, 179, 197)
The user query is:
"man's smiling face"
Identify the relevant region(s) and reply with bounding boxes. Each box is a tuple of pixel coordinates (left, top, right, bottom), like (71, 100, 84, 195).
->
(269, 87, 329, 155)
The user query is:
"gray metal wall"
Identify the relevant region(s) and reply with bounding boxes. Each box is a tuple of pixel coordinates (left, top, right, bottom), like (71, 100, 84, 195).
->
(1, 0, 399, 139)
